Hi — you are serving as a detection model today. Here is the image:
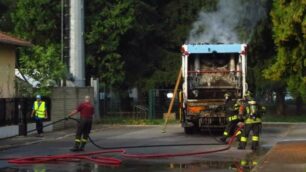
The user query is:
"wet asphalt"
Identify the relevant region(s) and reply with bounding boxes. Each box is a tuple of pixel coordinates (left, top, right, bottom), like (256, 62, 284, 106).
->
(0, 124, 297, 172)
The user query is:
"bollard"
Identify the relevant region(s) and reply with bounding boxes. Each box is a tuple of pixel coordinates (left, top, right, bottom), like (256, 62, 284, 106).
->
(18, 103, 27, 136)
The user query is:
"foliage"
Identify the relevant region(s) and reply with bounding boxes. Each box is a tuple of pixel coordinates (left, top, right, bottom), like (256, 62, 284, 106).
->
(11, 0, 60, 44)
(99, 116, 179, 125)
(85, 0, 135, 87)
(264, 0, 306, 101)
(10, 0, 64, 96)
(246, 1, 281, 101)
(120, 0, 213, 90)
(0, 0, 15, 32)
(2, 0, 303, 109)
(19, 44, 65, 96)
(263, 114, 306, 122)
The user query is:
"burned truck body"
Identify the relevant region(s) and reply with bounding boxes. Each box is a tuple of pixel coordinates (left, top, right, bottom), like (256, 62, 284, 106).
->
(180, 43, 248, 134)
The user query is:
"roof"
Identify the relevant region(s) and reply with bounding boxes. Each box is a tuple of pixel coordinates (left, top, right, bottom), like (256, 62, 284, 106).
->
(182, 43, 247, 54)
(0, 32, 32, 47)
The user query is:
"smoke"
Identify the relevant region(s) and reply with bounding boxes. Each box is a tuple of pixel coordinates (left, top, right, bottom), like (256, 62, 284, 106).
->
(188, 0, 267, 43)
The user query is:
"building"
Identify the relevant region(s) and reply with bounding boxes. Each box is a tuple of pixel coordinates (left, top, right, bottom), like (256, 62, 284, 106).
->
(0, 32, 31, 98)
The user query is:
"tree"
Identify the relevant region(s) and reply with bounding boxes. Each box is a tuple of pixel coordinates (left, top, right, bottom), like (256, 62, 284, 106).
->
(85, 0, 135, 87)
(246, 1, 278, 105)
(19, 44, 65, 96)
(264, 0, 306, 114)
(11, 0, 65, 96)
(0, 0, 15, 32)
(11, 0, 61, 44)
(119, 0, 215, 92)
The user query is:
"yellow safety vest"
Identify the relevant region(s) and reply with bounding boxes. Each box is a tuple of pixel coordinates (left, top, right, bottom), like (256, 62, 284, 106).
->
(34, 101, 46, 118)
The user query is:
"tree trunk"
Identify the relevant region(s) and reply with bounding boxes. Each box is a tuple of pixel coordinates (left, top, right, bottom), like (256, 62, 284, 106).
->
(295, 95, 303, 115)
(275, 89, 285, 115)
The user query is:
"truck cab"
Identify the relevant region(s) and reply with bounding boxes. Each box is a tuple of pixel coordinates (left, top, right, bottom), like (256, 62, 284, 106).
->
(180, 43, 248, 134)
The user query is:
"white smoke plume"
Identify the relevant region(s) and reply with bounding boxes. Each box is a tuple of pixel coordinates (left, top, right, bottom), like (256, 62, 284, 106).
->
(188, 0, 267, 43)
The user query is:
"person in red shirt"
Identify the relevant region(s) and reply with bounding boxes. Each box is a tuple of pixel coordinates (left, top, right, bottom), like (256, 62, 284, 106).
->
(68, 95, 94, 151)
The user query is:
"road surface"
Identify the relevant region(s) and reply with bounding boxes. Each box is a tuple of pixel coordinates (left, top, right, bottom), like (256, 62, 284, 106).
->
(0, 123, 302, 172)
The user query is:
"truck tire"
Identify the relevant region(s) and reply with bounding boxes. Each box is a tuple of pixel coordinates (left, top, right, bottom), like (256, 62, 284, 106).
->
(184, 127, 194, 134)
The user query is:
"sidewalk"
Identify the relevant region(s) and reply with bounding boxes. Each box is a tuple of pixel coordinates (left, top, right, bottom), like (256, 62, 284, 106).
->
(0, 128, 75, 151)
(253, 123, 306, 172)
(253, 141, 306, 172)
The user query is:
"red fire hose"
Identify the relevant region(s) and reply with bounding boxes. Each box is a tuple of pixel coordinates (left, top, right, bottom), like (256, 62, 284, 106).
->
(7, 146, 228, 166)
(4, 126, 243, 166)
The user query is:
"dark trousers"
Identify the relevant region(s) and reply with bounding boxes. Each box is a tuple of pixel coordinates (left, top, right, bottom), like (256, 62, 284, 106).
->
(35, 118, 43, 134)
(75, 118, 92, 143)
(223, 120, 239, 138)
(239, 123, 261, 149)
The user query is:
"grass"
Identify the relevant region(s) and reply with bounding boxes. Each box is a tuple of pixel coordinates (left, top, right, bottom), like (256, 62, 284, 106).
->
(97, 113, 306, 125)
(263, 114, 306, 122)
(97, 116, 180, 125)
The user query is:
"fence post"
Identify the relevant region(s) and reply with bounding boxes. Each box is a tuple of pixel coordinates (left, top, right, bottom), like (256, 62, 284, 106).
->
(91, 77, 100, 121)
(18, 101, 27, 136)
(148, 89, 156, 119)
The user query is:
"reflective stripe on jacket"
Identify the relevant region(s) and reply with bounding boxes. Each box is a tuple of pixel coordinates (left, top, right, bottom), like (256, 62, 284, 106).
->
(34, 101, 46, 118)
(245, 117, 261, 124)
(245, 106, 261, 124)
(228, 115, 238, 121)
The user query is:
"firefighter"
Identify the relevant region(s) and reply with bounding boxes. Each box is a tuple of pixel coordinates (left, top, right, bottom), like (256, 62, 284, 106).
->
(31, 95, 48, 137)
(238, 100, 265, 150)
(244, 91, 254, 101)
(68, 96, 94, 152)
(220, 93, 241, 144)
(237, 90, 254, 123)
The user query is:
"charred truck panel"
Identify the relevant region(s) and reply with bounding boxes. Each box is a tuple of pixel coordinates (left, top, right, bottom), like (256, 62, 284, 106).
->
(180, 44, 248, 134)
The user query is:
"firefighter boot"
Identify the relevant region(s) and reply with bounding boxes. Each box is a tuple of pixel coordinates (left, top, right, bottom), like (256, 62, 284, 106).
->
(70, 142, 80, 152)
(79, 142, 86, 151)
(251, 141, 259, 151)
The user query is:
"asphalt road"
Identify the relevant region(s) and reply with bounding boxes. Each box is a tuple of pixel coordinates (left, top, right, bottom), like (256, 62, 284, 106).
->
(0, 124, 294, 172)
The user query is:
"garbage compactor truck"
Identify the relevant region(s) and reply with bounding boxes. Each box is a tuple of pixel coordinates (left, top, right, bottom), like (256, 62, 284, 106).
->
(180, 43, 248, 134)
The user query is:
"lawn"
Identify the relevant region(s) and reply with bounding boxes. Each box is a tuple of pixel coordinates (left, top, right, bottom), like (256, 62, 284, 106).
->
(98, 116, 179, 125)
(263, 114, 306, 122)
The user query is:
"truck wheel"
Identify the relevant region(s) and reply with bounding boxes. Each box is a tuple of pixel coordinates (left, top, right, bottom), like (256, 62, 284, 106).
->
(184, 127, 194, 134)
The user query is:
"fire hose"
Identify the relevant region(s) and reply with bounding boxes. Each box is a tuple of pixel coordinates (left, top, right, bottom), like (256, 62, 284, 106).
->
(1, 117, 243, 166)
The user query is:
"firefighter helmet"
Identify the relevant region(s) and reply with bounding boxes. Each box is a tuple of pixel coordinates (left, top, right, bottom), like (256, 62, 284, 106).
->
(224, 92, 231, 99)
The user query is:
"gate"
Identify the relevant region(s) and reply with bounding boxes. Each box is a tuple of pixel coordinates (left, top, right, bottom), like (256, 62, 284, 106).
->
(0, 98, 51, 126)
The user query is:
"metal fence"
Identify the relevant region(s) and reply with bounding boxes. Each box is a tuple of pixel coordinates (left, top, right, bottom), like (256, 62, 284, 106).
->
(0, 98, 51, 126)
(101, 98, 149, 119)
(148, 89, 180, 119)
(99, 89, 180, 120)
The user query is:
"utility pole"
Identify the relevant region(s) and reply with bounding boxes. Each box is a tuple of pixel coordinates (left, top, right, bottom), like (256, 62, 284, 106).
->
(68, 0, 85, 87)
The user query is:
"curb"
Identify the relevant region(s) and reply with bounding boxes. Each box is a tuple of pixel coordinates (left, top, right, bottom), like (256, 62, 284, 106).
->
(262, 122, 306, 125)
(0, 139, 44, 152)
(0, 126, 108, 151)
(0, 132, 75, 152)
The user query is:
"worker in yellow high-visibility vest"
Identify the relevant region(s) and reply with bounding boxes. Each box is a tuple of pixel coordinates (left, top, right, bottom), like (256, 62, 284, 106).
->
(31, 95, 48, 137)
